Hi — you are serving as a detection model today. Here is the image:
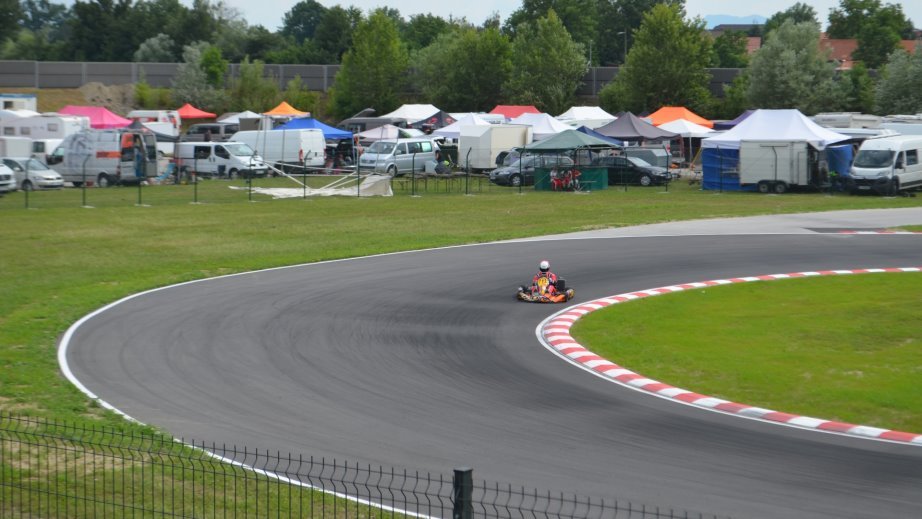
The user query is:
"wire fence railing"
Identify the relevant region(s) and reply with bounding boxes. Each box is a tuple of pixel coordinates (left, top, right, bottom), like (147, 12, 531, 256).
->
(0, 414, 729, 518)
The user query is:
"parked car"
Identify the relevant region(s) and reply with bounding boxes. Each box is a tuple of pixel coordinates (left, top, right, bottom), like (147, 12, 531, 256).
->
(358, 137, 440, 176)
(590, 155, 671, 186)
(489, 155, 575, 187)
(180, 122, 240, 142)
(0, 163, 15, 194)
(2, 157, 64, 191)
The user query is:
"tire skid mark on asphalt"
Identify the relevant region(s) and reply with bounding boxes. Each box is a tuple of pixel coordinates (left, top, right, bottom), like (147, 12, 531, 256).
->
(536, 267, 922, 446)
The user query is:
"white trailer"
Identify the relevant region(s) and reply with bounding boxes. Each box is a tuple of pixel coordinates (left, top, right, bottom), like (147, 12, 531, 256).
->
(458, 124, 532, 170)
(739, 140, 825, 194)
(230, 129, 325, 170)
(0, 136, 33, 157)
(2, 114, 90, 140)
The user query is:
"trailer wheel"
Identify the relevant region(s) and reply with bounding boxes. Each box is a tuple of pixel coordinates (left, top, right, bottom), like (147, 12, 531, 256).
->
(758, 181, 770, 194)
(773, 182, 787, 194)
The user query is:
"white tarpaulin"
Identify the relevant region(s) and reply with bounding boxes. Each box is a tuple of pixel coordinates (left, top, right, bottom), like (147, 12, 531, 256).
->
(229, 174, 393, 198)
(509, 112, 571, 140)
(556, 106, 616, 129)
(379, 104, 440, 124)
(433, 113, 491, 139)
(702, 109, 849, 150)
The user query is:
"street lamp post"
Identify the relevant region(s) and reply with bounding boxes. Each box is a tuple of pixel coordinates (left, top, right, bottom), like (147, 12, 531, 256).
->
(617, 31, 627, 64)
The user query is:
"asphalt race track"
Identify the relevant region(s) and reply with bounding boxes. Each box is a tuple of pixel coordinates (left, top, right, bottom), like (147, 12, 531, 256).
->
(63, 209, 922, 519)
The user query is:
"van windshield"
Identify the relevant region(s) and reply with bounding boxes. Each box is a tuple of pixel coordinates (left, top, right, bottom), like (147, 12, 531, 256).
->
(224, 143, 256, 156)
(366, 141, 395, 154)
(853, 149, 894, 168)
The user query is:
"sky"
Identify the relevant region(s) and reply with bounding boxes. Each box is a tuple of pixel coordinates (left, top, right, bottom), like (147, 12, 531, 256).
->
(229, 0, 922, 32)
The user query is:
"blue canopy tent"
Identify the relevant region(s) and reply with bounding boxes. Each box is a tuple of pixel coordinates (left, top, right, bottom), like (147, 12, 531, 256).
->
(575, 125, 624, 147)
(275, 117, 353, 140)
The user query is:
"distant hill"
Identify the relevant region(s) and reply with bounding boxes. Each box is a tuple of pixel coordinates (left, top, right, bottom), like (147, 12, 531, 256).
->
(703, 14, 767, 29)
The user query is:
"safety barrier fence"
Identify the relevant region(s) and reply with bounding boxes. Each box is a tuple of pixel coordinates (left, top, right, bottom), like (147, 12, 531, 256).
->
(0, 414, 728, 518)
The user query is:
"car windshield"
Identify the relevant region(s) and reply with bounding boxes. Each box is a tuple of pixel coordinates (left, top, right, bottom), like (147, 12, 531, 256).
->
(508, 156, 535, 168)
(627, 156, 653, 167)
(853, 149, 894, 168)
(225, 143, 256, 156)
(366, 141, 395, 154)
(23, 158, 47, 170)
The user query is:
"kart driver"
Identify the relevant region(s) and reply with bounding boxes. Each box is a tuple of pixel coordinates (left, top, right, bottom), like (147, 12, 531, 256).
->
(532, 260, 559, 295)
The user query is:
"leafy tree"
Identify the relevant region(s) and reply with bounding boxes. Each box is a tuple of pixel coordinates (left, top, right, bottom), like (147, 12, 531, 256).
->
(21, 0, 68, 33)
(503, 0, 597, 64)
(402, 13, 451, 51)
(0, 0, 22, 44)
(239, 25, 286, 61)
(762, 2, 818, 36)
(711, 30, 749, 68)
(504, 10, 587, 115)
(171, 41, 226, 111)
(599, 3, 712, 114)
(874, 44, 922, 114)
(746, 20, 838, 114)
(227, 57, 280, 112)
(67, 0, 137, 61)
(200, 45, 228, 87)
(282, 76, 320, 114)
(595, 0, 686, 67)
(716, 72, 751, 120)
(312, 5, 361, 63)
(329, 9, 408, 120)
(853, 22, 901, 69)
(827, 0, 913, 39)
(415, 26, 512, 112)
(837, 62, 875, 113)
(133, 33, 176, 62)
(281, 0, 327, 44)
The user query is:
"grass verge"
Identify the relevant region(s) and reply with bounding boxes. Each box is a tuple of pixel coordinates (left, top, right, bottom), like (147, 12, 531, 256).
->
(570, 273, 922, 432)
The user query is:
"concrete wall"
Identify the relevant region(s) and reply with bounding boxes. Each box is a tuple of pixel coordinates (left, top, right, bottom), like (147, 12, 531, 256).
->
(0, 60, 740, 97)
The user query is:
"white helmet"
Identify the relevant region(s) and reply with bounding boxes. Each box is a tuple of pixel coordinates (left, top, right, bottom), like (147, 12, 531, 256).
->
(539, 260, 550, 272)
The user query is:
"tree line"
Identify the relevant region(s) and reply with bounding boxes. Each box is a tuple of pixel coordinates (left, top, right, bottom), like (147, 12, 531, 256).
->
(1, 0, 920, 121)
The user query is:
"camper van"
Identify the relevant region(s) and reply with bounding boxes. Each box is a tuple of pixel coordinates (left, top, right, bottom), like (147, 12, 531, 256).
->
(48, 129, 158, 187)
(2, 114, 90, 140)
(849, 135, 922, 195)
(174, 142, 268, 178)
(358, 137, 440, 176)
(230, 129, 325, 171)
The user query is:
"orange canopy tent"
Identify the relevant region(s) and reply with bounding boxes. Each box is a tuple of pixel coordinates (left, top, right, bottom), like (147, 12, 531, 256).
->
(263, 101, 309, 117)
(647, 106, 713, 128)
(175, 103, 216, 119)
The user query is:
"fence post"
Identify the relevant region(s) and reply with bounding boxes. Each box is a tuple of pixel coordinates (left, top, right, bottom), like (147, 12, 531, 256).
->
(452, 467, 472, 519)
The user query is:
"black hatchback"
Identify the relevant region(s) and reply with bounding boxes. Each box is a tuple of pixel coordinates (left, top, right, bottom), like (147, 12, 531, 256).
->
(590, 155, 671, 186)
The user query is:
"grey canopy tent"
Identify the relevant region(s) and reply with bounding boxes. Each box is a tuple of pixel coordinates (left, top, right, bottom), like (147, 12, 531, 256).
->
(594, 112, 677, 143)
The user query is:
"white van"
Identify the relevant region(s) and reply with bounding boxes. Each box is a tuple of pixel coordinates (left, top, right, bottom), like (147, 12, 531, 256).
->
(849, 135, 922, 195)
(48, 129, 158, 187)
(174, 141, 268, 178)
(230, 129, 325, 171)
(358, 137, 440, 176)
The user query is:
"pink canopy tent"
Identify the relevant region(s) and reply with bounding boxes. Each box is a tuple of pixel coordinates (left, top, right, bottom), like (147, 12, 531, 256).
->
(58, 105, 131, 129)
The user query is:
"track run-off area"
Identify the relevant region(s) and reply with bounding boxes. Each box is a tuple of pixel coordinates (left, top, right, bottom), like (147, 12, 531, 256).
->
(61, 208, 922, 519)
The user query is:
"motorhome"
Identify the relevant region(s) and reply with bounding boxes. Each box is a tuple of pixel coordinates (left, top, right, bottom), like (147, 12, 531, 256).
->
(1, 114, 90, 140)
(174, 142, 268, 178)
(230, 129, 325, 171)
(849, 135, 922, 195)
(48, 129, 158, 187)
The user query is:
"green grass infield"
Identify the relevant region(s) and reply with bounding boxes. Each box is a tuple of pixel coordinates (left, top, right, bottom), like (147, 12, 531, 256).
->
(570, 273, 922, 433)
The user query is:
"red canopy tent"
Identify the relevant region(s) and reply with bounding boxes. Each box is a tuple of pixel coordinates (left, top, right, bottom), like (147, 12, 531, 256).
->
(176, 103, 216, 119)
(489, 105, 540, 120)
(58, 105, 131, 129)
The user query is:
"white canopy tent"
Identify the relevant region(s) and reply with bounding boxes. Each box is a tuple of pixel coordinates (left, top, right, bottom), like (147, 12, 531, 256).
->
(433, 113, 491, 140)
(658, 118, 716, 168)
(509, 112, 571, 140)
(556, 106, 616, 129)
(379, 104, 440, 125)
(702, 109, 849, 150)
(217, 110, 263, 123)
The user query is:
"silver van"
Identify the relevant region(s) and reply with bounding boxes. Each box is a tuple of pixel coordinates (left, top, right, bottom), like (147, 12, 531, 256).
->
(358, 138, 440, 176)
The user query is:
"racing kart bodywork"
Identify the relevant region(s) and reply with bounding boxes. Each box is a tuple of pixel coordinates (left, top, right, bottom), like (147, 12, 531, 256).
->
(517, 276, 575, 303)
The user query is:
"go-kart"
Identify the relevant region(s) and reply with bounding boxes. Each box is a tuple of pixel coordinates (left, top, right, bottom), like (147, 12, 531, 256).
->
(517, 276, 575, 303)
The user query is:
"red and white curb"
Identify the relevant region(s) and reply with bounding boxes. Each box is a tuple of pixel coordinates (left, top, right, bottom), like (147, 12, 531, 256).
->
(537, 267, 922, 446)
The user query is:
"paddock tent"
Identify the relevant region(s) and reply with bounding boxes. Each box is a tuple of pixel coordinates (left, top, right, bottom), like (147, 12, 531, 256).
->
(713, 109, 755, 131)
(490, 105, 540, 120)
(355, 124, 419, 142)
(556, 106, 616, 129)
(379, 104, 440, 125)
(575, 125, 624, 147)
(408, 110, 456, 130)
(647, 106, 713, 128)
(658, 119, 715, 166)
(263, 102, 309, 117)
(594, 112, 677, 143)
(433, 113, 491, 140)
(700, 109, 850, 191)
(218, 110, 262, 123)
(275, 117, 352, 140)
(59, 105, 131, 129)
(175, 103, 215, 119)
(509, 112, 571, 140)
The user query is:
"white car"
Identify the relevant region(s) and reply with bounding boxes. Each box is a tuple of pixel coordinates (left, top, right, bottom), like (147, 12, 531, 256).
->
(2, 157, 64, 191)
(0, 164, 15, 194)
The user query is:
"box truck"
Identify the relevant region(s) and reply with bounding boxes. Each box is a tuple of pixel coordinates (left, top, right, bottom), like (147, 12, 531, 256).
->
(739, 140, 828, 194)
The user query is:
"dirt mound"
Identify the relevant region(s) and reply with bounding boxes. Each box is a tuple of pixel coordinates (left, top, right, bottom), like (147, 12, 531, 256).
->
(78, 83, 136, 115)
